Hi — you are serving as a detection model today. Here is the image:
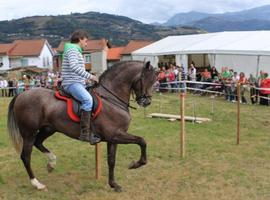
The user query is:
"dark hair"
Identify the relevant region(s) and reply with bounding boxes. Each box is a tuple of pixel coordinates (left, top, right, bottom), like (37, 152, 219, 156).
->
(70, 30, 89, 43)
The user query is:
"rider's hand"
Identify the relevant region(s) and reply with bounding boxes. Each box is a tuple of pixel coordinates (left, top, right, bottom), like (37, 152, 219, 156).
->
(90, 75, 99, 83)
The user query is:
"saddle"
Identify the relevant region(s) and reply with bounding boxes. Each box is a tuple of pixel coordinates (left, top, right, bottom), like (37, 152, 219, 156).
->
(55, 89, 102, 123)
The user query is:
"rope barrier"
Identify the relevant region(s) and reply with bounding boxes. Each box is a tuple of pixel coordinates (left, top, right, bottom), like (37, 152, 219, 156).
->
(158, 80, 270, 91)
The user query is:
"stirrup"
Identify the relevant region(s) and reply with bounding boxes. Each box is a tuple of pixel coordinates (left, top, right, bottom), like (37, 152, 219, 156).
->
(78, 132, 90, 142)
(89, 133, 101, 145)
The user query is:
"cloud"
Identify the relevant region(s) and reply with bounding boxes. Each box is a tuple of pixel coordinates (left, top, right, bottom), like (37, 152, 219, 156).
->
(0, 0, 270, 23)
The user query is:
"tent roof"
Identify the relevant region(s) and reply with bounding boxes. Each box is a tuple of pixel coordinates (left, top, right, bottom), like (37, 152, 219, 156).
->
(132, 31, 270, 56)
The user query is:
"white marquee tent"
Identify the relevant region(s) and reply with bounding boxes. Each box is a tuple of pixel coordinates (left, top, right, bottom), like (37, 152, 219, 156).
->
(132, 31, 270, 76)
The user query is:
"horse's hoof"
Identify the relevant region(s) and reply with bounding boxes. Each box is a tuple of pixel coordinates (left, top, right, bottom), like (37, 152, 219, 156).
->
(31, 178, 47, 191)
(114, 186, 122, 192)
(129, 160, 146, 169)
(47, 163, 54, 173)
(38, 186, 48, 192)
(128, 161, 136, 169)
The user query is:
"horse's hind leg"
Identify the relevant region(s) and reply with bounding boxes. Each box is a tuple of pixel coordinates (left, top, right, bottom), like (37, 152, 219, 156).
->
(20, 130, 46, 190)
(34, 127, 56, 172)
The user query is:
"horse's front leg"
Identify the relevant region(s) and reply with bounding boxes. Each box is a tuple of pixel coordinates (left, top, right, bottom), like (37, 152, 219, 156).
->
(107, 142, 122, 192)
(111, 132, 147, 169)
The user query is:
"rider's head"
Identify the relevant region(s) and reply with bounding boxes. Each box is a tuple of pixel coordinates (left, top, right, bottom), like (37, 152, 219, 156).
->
(70, 30, 89, 49)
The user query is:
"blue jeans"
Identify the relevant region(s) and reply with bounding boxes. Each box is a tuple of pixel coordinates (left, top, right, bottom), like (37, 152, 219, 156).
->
(63, 83, 93, 111)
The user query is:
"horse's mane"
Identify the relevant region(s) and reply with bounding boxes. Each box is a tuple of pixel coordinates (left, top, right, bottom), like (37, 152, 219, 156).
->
(99, 60, 143, 81)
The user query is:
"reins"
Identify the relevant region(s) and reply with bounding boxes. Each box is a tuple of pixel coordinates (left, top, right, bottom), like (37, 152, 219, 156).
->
(99, 83, 137, 110)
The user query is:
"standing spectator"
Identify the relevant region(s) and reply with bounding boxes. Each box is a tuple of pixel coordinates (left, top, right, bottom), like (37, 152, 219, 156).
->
(178, 66, 186, 93)
(0, 78, 4, 97)
(40, 76, 46, 87)
(248, 74, 258, 104)
(167, 66, 176, 93)
(8, 78, 14, 97)
(18, 78, 24, 94)
(231, 72, 239, 102)
(188, 62, 197, 90)
(173, 65, 179, 91)
(238, 72, 247, 104)
(188, 62, 197, 82)
(157, 66, 167, 92)
(46, 75, 53, 89)
(259, 73, 270, 106)
(221, 67, 233, 101)
(3, 78, 8, 97)
(13, 78, 18, 96)
(23, 75, 31, 91)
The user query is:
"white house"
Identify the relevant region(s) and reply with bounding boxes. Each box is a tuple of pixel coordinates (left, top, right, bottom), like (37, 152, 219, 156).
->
(0, 39, 54, 71)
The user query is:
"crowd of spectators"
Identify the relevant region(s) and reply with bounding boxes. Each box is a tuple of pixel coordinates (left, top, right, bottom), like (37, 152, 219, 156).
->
(1, 64, 270, 106)
(0, 72, 62, 97)
(156, 62, 270, 106)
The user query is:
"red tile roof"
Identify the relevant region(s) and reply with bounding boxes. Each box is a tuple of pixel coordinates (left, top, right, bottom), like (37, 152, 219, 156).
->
(9, 39, 46, 56)
(121, 40, 153, 55)
(9, 39, 47, 56)
(0, 43, 15, 55)
(107, 47, 125, 60)
(57, 39, 108, 52)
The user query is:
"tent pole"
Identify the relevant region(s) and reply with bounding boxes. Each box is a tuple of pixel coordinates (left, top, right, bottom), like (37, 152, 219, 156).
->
(256, 55, 260, 78)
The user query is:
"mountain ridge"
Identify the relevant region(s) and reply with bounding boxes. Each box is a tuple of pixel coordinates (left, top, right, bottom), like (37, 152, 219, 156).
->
(164, 5, 270, 32)
(0, 12, 202, 47)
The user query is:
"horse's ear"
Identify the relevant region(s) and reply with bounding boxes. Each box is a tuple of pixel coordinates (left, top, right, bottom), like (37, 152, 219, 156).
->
(144, 61, 151, 70)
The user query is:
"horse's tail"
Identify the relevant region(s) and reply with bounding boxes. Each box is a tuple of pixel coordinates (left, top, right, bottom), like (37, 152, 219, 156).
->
(7, 95, 23, 154)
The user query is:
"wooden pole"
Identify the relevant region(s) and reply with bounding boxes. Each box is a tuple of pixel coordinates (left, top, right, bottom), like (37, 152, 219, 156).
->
(159, 92, 162, 113)
(211, 99, 214, 121)
(237, 83, 241, 145)
(180, 93, 185, 158)
(144, 107, 146, 119)
(95, 143, 101, 179)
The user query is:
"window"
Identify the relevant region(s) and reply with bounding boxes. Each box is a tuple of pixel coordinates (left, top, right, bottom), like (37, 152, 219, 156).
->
(46, 57, 50, 66)
(43, 57, 46, 67)
(21, 58, 28, 66)
(85, 54, 91, 63)
(0, 57, 3, 67)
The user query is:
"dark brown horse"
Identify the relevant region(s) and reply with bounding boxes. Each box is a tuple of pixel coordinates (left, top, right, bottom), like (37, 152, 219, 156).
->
(7, 61, 156, 192)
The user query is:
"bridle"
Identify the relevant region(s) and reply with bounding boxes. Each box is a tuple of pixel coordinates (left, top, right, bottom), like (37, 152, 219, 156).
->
(133, 68, 152, 105)
(99, 82, 137, 111)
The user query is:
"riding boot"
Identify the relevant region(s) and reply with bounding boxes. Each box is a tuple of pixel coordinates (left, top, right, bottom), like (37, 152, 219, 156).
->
(79, 110, 101, 145)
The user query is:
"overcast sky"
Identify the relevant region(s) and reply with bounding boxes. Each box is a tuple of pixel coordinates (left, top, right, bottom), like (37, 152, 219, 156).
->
(1, 0, 270, 23)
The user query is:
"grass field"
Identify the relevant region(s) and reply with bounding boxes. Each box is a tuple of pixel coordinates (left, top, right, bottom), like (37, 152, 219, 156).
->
(0, 93, 270, 200)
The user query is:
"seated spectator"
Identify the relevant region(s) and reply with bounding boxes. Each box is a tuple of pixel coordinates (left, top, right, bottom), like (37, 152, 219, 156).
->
(201, 68, 211, 82)
(210, 66, 219, 80)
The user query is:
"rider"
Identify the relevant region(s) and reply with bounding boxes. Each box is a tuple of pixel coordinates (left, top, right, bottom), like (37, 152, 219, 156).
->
(61, 29, 101, 145)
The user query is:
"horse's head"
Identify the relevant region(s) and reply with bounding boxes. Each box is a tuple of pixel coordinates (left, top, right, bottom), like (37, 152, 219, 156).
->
(132, 61, 157, 107)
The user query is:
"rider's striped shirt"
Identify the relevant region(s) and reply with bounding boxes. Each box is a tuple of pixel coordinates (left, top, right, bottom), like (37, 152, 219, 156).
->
(61, 48, 92, 86)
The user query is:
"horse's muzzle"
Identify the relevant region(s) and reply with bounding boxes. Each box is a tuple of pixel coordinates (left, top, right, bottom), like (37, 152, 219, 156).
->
(137, 96, 151, 107)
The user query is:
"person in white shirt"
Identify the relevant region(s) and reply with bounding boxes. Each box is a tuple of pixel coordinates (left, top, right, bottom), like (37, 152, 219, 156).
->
(0, 78, 8, 97)
(0, 79, 4, 97)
